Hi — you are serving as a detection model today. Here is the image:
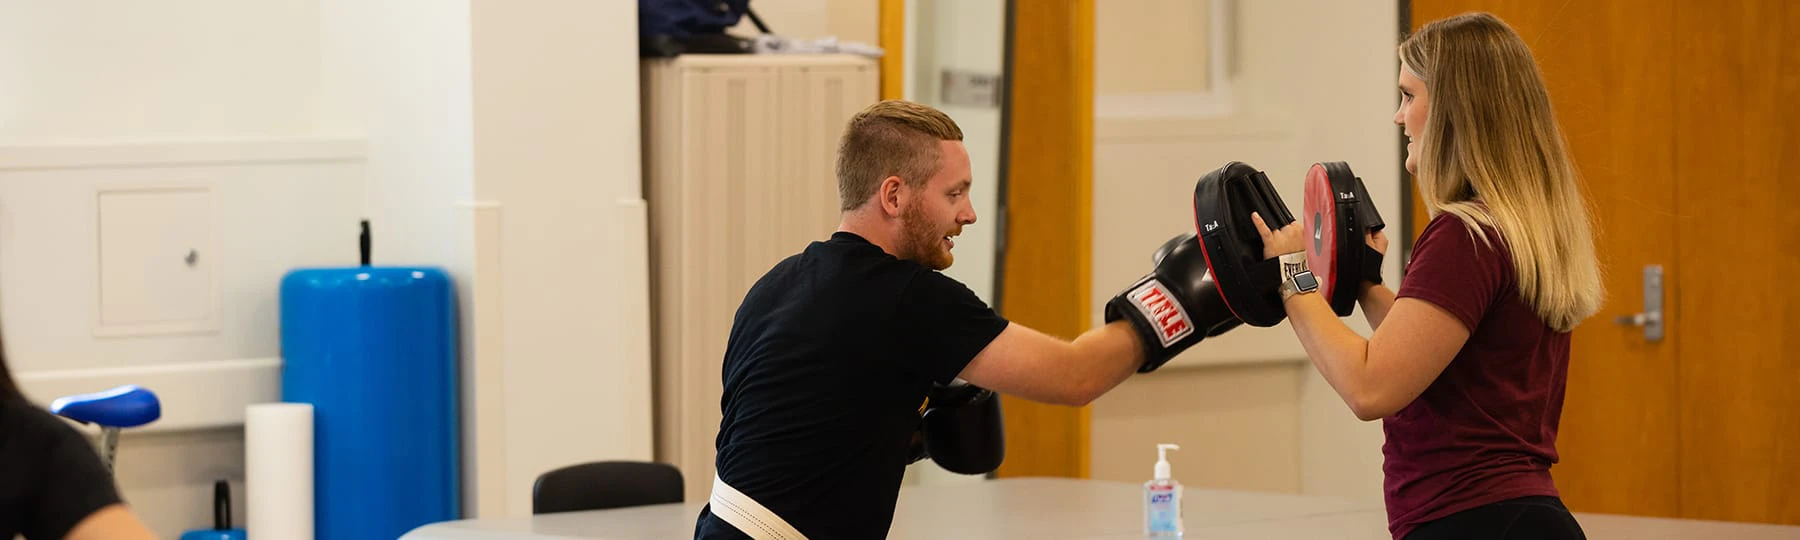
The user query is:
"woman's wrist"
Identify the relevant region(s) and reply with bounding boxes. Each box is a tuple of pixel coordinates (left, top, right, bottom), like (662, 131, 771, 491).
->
(1358, 282, 1387, 302)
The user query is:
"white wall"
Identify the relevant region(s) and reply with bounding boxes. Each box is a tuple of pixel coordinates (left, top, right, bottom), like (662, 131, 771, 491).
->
(318, 0, 473, 268)
(908, 0, 1004, 309)
(3, 141, 364, 539)
(1091, 363, 1305, 492)
(467, 0, 654, 518)
(0, 2, 350, 537)
(323, 0, 655, 519)
(1281, 0, 1403, 502)
(885, 0, 1398, 497)
(2, 1, 656, 535)
(0, 0, 1400, 534)
(1089, 0, 1400, 503)
(730, 0, 880, 45)
(316, 0, 485, 516)
(1094, 0, 1212, 96)
(0, 0, 322, 143)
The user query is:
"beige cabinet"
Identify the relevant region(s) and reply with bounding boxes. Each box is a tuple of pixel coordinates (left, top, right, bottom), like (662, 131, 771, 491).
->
(641, 54, 878, 500)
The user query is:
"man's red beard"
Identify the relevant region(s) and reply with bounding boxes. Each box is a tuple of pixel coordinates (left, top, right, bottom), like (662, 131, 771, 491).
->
(899, 197, 955, 270)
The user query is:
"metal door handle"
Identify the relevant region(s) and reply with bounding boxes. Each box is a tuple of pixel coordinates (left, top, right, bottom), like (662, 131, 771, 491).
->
(1614, 311, 1660, 327)
(1612, 265, 1663, 342)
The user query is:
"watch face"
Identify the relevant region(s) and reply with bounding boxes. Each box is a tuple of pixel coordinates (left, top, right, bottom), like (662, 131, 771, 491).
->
(1295, 272, 1320, 291)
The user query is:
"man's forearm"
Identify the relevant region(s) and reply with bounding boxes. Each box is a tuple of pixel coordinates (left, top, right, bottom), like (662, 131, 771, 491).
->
(1066, 322, 1146, 404)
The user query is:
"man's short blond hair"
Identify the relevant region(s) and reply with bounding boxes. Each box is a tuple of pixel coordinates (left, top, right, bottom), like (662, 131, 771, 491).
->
(836, 100, 965, 211)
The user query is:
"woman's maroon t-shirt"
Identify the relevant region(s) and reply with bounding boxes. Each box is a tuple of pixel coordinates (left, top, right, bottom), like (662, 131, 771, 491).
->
(1384, 213, 1570, 539)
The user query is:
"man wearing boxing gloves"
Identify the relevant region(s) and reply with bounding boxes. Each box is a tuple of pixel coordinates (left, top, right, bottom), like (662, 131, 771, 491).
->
(694, 100, 1235, 540)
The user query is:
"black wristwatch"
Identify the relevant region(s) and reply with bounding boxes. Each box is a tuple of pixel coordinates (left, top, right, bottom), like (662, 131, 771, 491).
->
(1277, 252, 1318, 300)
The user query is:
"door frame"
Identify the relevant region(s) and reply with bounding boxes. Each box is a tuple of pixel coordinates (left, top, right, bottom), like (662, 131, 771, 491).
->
(993, 0, 1096, 480)
(880, 0, 1092, 479)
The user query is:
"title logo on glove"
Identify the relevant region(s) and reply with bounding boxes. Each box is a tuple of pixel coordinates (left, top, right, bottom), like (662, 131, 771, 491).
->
(1128, 281, 1194, 347)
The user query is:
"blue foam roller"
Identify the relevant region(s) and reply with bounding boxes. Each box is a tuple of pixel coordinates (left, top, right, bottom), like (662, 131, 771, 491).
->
(280, 258, 459, 540)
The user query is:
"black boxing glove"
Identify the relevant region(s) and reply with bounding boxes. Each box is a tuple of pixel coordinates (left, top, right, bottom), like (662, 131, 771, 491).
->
(907, 399, 929, 464)
(920, 381, 1005, 475)
(1347, 170, 1387, 286)
(1104, 233, 1246, 373)
(1355, 219, 1386, 287)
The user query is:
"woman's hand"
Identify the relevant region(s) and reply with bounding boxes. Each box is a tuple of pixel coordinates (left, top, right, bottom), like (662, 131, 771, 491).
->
(1251, 212, 1307, 259)
(1362, 229, 1391, 295)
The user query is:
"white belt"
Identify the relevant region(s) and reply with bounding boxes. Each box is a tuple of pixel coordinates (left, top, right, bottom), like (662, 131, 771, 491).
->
(710, 474, 808, 540)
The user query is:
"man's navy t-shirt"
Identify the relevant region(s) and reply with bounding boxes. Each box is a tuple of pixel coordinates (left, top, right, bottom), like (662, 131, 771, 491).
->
(694, 232, 1010, 539)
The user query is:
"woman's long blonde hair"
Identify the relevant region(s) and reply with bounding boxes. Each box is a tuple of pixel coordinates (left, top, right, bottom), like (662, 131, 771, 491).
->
(1400, 12, 1602, 332)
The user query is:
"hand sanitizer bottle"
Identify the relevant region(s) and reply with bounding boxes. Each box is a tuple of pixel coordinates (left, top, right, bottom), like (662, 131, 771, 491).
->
(1144, 443, 1183, 537)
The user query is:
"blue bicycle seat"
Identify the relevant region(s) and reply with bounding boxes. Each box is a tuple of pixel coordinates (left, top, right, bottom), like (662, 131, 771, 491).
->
(50, 385, 161, 428)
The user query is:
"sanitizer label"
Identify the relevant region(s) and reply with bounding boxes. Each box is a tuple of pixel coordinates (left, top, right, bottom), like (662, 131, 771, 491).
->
(1145, 484, 1182, 534)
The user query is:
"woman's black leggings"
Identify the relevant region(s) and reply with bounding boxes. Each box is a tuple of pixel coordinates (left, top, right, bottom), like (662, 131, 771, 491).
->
(1405, 496, 1587, 540)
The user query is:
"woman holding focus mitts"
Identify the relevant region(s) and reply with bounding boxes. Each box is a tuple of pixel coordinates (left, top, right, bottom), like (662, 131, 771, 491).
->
(1253, 12, 1603, 540)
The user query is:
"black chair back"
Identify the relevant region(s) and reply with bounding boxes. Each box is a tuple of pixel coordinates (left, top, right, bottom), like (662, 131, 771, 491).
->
(532, 461, 684, 514)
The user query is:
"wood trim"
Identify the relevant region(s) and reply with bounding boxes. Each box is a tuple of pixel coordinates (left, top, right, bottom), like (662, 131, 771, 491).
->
(878, 0, 906, 100)
(1070, 0, 1094, 478)
(996, 0, 1094, 480)
(1673, 0, 1800, 524)
(1073, 0, 1094, 479)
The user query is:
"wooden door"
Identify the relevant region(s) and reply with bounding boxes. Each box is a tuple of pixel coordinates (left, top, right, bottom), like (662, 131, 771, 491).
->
(880, 0, 906, 100)
(995, 0, 1095, 479)
(1408, 0, 1800, 525)
(1409, 0, 1682, 518)
(1672, 0, 1800, 525)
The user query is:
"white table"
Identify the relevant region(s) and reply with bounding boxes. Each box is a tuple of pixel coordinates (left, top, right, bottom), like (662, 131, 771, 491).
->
(401, 477, 1800, 539)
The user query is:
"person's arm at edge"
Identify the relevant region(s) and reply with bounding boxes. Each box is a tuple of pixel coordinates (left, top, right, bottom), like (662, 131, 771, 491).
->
(65, 504, 158, 540)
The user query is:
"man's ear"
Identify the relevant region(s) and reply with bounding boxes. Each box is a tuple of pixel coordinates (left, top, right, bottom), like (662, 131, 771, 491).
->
(877, 175, 906, 217)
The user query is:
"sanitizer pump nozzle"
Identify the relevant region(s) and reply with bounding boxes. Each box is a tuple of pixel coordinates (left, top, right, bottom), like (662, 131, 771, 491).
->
(1154, 443, 1178, 480)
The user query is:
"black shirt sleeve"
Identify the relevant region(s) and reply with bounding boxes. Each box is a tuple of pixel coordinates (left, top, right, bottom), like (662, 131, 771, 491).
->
(895, 270, 1010, 385)
(0, 400, 124, 540)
